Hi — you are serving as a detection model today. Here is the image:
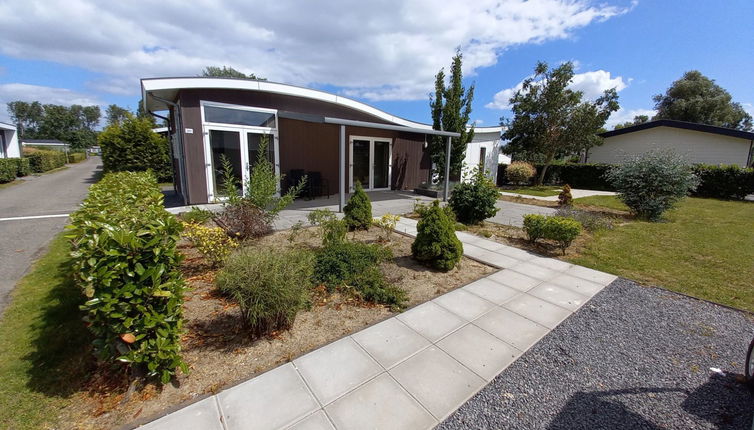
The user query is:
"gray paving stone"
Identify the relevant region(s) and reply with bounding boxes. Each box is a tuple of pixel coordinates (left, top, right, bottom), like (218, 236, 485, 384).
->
(287, 411, 335, 430)
(503, 293, 573, 329)
(352, 318, 430, 369)
(325, 373, 436, 430)
(433, 289, 496, 321)
(396, 301, 466, 342)
(549, 273, 605, 296)
(390, 346, 485, 420)
(509, 261, 560, 280)
(437, 324, 521, 381)
(218, 363, 319, 430)
(462, 278, 520, 305)
(487, 270, 542, 292)
(294, 337, 383, 405)
(460, 243, 488, 260)
(492, 245, 537, 261)
(474, 250, 521, 269)
(473, 307, 550, 351)
(527, 256, 573, 272)
(529, 282, 591, 311)
(138, 396, 223, 430)
(564, 264, 618, 285)
(472, 238, 509, 252)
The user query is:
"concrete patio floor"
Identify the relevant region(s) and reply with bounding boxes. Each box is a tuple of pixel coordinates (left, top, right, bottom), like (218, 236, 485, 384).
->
(137, 217, 616, 430)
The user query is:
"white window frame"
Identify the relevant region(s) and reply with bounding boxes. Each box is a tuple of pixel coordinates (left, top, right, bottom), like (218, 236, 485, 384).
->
(200, 101, 280, 202)
(349, 135, 392, 191)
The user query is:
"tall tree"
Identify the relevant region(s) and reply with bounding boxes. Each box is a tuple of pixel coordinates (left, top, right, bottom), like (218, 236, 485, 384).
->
(429, 49, 475, 180)
(653, 70, 752, 130)
(105, 104, 130, 126)
(7, 101, 43, 138)
(613, 114, 649, 130)
(502, 61, 619, 185)
(201, 66, 265, 80)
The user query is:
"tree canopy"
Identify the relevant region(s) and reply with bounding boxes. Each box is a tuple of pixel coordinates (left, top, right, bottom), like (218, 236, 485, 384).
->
(502, 61, 619, 184)
(429, 49, 475, 180)
(105, 104, 130, 126)
(613, 114, 649, 130)
(201, 66, 265, 80)
(7, 101, 100, 150)
(653, 70, 752, 130)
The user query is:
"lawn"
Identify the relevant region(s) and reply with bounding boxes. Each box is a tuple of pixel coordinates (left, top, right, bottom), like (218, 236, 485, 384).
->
(0, 233, 92, 430)
(568, 197, 754, 312)
(573, 195, 629, 211)
(502, 186, 562, 197)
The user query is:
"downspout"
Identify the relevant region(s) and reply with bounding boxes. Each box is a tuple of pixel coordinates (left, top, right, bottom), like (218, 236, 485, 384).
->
(149, 94, 188, 206)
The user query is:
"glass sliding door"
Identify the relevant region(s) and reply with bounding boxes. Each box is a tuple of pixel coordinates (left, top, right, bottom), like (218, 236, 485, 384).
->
(350, 137, 391, 191)
(209, 129, 242, 197)
(247, 132, 274, 166)
(352, 139, 370, 189)
(373, 140, 390, 189)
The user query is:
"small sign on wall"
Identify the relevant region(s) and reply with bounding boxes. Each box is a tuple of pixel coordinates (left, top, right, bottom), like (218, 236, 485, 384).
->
(185, 128, 193, 134)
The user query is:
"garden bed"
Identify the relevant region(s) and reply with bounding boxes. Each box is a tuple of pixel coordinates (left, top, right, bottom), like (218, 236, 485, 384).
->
(62, 226, 494, 429)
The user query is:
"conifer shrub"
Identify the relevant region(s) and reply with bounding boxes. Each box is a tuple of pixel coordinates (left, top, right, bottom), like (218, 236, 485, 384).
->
(558, 184, 573, 206)
(411, 200, 463, 271)
(344, 181, 372, 230)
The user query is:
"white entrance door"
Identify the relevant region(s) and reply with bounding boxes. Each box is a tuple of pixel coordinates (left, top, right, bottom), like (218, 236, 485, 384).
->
(349, 136, 392, 191)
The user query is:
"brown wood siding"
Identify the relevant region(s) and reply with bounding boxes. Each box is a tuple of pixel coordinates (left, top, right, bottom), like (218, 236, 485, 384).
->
(278, 118, 340, 195)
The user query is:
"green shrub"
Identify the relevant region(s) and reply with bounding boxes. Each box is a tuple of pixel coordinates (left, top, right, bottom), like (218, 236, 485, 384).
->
(411, 200, 463, 271)
(314, 241, 392, 288)
(14, 157, 30, 176)
(98, 115, 172, 182)
(216, 247, 313, 336)
(506, 161, 536, 184)
(344, 181, 372, 230)
(449, 166, 499, 224)
(523, 214, 547, 243)
(307, 209, 346, 246)
(68, 171, 186, 383)
(558, 184, 573, 206)
(23, 148, 66, 172)
(692, 164, 754, 200)
(349, 266, 407, 308)
(374, 213, 400, 241)
(606, 149, 699, 221)
(68, 152, 87, 163)
(181, 207, 214, 224)
(182, 222, 239, 267)
(544, 216, 582, 254)
(0, 159, 16, 183)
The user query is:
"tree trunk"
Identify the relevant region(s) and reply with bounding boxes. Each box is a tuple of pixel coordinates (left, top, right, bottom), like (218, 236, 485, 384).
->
(537, 152, 556, 185)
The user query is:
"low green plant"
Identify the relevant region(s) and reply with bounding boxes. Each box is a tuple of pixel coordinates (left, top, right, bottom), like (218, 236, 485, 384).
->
(0, 159, 15, 183)
(307, 208, 346, 246)
(605, 149, 699, 221)
(411, 200, 463, 271)
(344, 181, 372, 230)
(413, 199, 431, 217)
(558, 184, 573, 206)
(182, 222, 239, 267)
(523, 214, 547, 243)
(545, 216, 582, 254)
(449, 166, 499, 224)
(348, 266, 407, 308)
(288, 221, 305, 243)
(506, 161, 536, 184)
(181, 207, 214, 224)
(374, 213, 400, 241)
(216, 247, 313, 336)
(313, 241, 392, 288)
(68, 171, 186, 383)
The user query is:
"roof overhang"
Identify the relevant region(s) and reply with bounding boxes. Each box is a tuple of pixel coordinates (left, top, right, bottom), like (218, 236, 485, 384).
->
(0, 121, 17, 131)
(141, 77, 502, 135)
(600, 119, 754, 140)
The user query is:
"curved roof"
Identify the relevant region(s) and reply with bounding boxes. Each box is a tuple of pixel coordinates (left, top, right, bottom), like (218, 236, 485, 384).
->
(141, 77, 502, 134)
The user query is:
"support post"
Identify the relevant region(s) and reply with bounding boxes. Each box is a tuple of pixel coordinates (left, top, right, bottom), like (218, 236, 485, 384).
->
(339, 125, 346, 212)
(443, 136, 452, 201)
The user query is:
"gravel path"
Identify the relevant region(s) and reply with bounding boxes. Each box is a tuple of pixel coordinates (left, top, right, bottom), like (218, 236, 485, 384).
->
(438, 278, 754, 430)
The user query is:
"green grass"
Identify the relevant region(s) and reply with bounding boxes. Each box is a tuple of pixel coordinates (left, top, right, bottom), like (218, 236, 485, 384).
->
(573, 195, 629, 211)
(0, 233, 92, 429)
(503, 186, 562, 197)
(568, 198, 754, 312)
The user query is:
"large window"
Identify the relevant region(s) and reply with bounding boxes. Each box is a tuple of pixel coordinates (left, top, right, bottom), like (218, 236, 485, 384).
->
(204, 105, 276, 128)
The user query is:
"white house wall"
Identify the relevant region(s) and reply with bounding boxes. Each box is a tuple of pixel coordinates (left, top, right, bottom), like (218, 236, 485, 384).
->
(588, 126, 752, 166)
(462, 131, 500, 182)
(2, 128, 20, 158)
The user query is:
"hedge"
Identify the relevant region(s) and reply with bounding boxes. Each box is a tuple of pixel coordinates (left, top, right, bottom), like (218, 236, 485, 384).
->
(0, 159, 15, 183)
(14, 157, 30, 176)
(497, 163, 613, 190)
(23, 148, 66, 173)
(99, 115, 173, 182)
(68, 171, 187, 383)
(68, 152, 87, 163)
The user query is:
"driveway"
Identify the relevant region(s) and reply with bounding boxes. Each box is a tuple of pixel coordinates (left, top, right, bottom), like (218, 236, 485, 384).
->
(0, 157, 101, 315)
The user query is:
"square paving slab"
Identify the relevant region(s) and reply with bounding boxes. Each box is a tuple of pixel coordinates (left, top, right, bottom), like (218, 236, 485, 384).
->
(564, 264, 618, 285)
(390, 346, 485, 420)
(473, 307, 550, 351)
(325, 373, 436, 430)
(139, 396, 223, 430)
(549, 273, 605, 296)
(351, 318, 430, 369)
(462, 278, 520, 305)
(433, 289, 496, 321)
(487, 269, 542, 292)
(503, 293, 573, 329)
(218, 363, 319, 430)
(396, 301, 466, 342)
(287, 411, 335, 430)
(528, 282, 590, 311)
(509, 261, 560, 280)
(437, 324, 521, 381)
(293, 337, 382, 405)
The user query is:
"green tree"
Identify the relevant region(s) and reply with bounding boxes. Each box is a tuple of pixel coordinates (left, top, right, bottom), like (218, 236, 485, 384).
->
(343, 181, 372, 230)
(653, 70, 752, 130)
(136, 98, 158, 127)
(201, 66, 265, 80)
(6, 101, 43, 138)
(98, 114, 172, 181)
(502, 61, 619, 185)
(613, 114, 649, 130)
(105, 104, 130, 126)
(429, 49, 475, 180)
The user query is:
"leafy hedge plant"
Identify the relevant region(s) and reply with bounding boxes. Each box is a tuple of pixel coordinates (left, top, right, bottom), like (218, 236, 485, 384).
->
(98, 115, 172, 182)
(0, 159, 16, 183)
(68, 171, 186, 383)
(69, 152, 87, 163)
(523, 214, 547, 243)
(449, 166, 499, 224)
(182, 222, 238, 267)
(411, 200, 463, 271)
(505, 161, 536, 184)
(344, 181, 372, 230)
(692, 164, 754, 200)
(15, 157, 30, 176)
(523, 214, 582, 254)
(23, 148, 66, 172)
(217, 247, 313, 336)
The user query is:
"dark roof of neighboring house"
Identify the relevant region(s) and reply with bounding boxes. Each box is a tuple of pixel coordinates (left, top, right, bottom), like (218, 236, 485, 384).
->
(21, 139, 68, 144)
(599, 119, 754, 140)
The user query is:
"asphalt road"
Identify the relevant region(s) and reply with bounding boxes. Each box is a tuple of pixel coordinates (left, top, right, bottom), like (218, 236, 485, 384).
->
(0, 157, 101, 315)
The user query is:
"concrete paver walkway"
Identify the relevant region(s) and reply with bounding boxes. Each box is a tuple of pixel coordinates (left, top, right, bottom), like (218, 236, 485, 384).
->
(500, 188, 616, 202)
(139, 217, 616, 430)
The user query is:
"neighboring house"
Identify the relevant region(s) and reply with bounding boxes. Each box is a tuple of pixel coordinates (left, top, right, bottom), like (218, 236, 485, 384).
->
(0, 122, 21, 158)
(590, 119, 754, 166)
(21, 139, 70, 151)
(141, 77, 503, 206)
(461, 131, 502, 181)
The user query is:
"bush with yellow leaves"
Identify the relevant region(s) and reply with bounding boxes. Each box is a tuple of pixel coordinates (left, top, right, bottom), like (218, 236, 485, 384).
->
(374, 213, 400, 242)
(182, 222, 239, 267)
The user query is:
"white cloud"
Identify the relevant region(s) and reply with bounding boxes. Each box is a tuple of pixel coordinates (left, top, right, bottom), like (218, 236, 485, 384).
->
(742, 102, 754, 117)
(0, 0, 631, 102)
(0, 83, 105, 122)
(604, 107, 656, 129)
(486, 69, 628, 110)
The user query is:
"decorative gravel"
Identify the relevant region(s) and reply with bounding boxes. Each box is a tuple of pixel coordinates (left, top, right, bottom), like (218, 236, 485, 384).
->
(438, 278, 754, 430)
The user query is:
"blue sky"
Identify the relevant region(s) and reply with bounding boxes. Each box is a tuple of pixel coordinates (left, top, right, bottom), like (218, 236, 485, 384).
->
(0, 0, 752, 128)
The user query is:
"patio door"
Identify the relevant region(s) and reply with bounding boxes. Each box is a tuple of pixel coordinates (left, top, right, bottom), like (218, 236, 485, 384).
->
(205, 126, 278, 201)
(349, 136, 392, 191)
